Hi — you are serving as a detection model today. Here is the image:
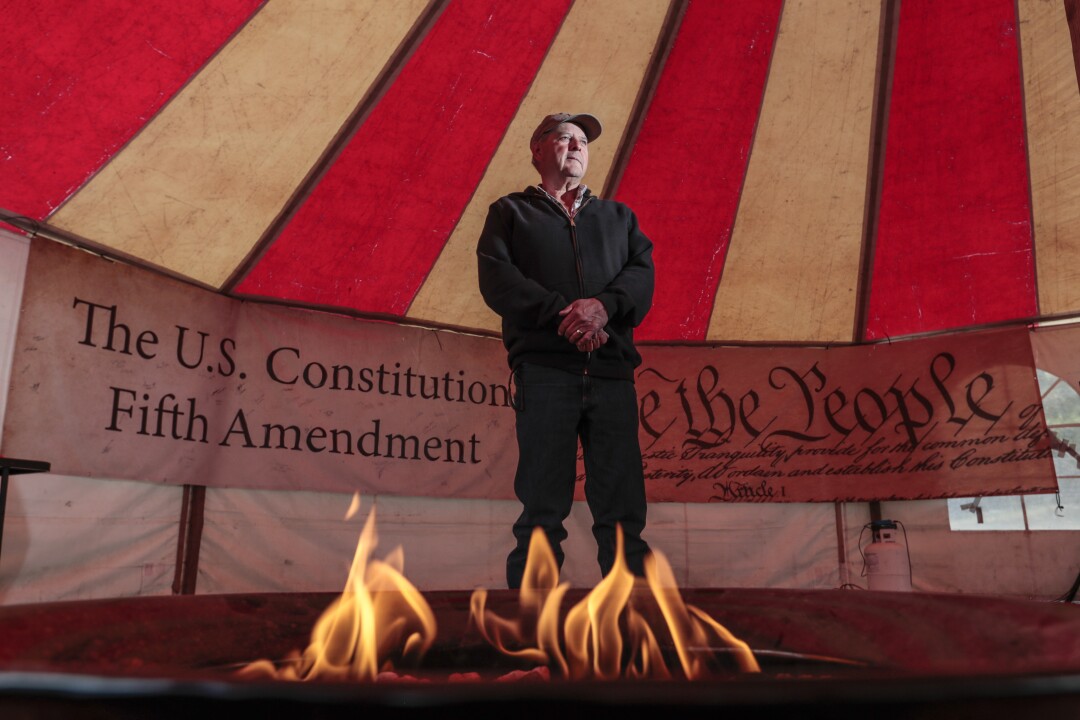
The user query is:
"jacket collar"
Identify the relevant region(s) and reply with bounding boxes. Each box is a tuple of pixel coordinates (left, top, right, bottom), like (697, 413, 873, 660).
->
(527, 184, 592, 217)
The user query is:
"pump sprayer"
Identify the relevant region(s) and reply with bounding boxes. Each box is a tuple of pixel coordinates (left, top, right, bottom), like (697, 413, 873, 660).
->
(864, 519, 912, 591)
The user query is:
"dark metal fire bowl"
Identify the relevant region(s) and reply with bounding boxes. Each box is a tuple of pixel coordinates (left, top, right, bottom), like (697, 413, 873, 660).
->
(0, 588, 1078, 718)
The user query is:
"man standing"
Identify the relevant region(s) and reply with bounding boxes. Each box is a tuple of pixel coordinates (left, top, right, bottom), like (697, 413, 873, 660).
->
(477, 112, 654, 588)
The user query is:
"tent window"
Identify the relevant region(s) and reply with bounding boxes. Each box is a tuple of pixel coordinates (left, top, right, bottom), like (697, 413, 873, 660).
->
(948, 481, 1080, 531)
(948, 369, 1080, 531)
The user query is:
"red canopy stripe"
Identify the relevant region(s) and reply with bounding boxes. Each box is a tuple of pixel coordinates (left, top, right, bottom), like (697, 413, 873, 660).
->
(0, 0, 263, 220)
(615, 0, 783, 341)
(235, 0, 572, 314)
(866, 0, 1036, 340)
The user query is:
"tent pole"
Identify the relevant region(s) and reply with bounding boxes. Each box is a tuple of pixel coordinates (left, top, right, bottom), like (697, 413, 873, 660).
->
(1066, 0, 1080, 95)
(172, 485, 206, 595)
(834, 502, 850, 587)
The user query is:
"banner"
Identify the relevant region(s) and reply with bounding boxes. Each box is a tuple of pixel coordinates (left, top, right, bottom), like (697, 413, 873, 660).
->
(3, 241, 517, 498)
(2, 240, 1060, 502)
(1030, 325, 1080, 481)
(633, 329, 1056, 502)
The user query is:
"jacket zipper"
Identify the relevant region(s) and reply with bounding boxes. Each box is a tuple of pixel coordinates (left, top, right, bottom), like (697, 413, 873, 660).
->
(568, 197, 594, 375)
(536, 189, 595, 375)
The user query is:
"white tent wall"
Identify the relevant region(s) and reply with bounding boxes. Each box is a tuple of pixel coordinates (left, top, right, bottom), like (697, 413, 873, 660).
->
(879, 500, 1080, 599)
(0, 232, 1075, 604)
(0, 233, 181, 604)
(196, 490, 519, 593)
(0, 233, 28, 440)
(195, 489, 847, 594)
(0, 474, 180, 604)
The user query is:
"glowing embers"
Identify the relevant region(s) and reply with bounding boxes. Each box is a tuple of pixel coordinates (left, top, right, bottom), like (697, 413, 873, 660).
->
(240, 496, 436, 681)
(470, 527, 760, 679)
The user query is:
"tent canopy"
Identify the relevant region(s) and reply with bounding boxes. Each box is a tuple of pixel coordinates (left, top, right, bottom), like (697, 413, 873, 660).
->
(2, 0, 1080, 605)
(4, 0, 1078, 344)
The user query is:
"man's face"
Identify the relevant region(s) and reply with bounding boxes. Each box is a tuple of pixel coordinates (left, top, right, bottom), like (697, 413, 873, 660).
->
(532, 122, 589, 180)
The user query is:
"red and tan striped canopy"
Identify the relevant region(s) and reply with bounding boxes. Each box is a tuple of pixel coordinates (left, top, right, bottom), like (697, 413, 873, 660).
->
(4, 0, 1079, 344)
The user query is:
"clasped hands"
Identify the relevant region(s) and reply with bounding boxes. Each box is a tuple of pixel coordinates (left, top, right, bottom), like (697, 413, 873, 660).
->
(558, 298, 609, 352)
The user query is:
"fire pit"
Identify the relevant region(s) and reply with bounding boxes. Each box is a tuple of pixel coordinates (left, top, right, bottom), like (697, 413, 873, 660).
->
(1, 588, 1078, 718)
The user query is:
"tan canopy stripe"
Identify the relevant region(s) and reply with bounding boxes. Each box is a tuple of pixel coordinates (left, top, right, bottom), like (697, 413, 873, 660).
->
(51, 0, 431, 289)
(707, 0, 881, 343)
(407, 0, 672, 332)
(1020, 0, 1080, 316)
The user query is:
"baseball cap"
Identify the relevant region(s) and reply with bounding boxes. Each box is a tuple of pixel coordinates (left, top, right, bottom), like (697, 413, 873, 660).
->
(529, 113, 603, 146)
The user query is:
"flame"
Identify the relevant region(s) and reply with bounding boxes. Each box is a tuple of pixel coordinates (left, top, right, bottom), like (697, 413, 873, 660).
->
(240, 499, 757, 683)
(470, 526, 760, 679)
(644, 543, 760, 676)
(239, 498, 436, 681)
(470, 529, 572, 673)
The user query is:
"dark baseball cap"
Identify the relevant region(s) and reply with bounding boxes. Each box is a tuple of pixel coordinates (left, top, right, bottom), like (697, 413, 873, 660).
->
(529, 113, 602, 146)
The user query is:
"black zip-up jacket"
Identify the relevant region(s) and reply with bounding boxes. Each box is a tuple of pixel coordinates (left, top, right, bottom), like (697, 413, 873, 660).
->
(477, 186, 654, 380)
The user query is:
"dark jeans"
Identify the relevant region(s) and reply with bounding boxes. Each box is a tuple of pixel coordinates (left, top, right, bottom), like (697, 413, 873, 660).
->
(506, 363, 649, 589)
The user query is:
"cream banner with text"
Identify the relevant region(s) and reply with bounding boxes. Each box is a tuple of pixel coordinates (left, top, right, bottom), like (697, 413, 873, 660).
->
(3, 240, 516, 498)
(3, 240, 1059, 502)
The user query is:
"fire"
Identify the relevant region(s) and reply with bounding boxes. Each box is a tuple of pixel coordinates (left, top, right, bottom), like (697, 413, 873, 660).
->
(239, 497, 436, 681)
(240, 499, 758, 683)
(470, 526, 760, 679)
